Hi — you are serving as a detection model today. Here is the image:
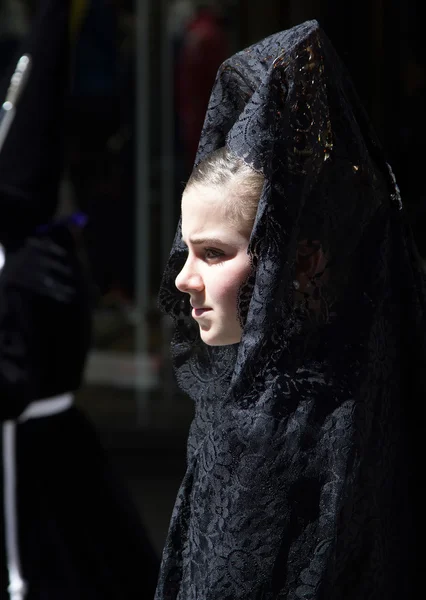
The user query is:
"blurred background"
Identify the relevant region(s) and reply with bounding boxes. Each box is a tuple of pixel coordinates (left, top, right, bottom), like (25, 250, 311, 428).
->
(1, 0, 424, 557)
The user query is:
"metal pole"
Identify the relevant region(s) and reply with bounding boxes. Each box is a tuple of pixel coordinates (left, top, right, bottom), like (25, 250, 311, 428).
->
(135, 0, 150, 423)
(161, 0, 177, 403)
(161, 0, 175, 265)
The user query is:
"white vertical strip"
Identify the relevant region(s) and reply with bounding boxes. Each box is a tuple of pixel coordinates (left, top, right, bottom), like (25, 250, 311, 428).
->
(0, 106, 16, 154)
(2, 422, 27, 600)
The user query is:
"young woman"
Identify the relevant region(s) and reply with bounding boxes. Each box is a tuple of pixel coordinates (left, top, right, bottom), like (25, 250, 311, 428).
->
(156, 20, 426, 599)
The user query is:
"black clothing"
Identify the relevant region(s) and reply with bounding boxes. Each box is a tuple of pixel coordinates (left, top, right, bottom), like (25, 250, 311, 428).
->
(0, 229, 90, 420)
(1, 408, 159, 600)
(0, 0, 70, 243)
(156, 20, 426, 599)
(0, 2, 159, 598)
(0, 231, 159, 600)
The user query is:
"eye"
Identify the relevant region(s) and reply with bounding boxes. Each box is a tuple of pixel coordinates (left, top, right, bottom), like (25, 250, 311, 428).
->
(204, 248, 224, 261)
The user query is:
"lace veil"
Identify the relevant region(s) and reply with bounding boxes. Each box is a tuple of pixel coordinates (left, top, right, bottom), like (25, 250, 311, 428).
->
(157, 20, 426, 600)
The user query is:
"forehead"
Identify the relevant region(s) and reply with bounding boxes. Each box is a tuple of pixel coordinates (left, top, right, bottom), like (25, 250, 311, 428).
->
(182, 183, 229, 209)
(181, 184, 236, 236)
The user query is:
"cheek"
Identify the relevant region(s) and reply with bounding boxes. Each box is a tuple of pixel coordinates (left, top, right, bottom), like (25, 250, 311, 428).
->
(211, 260, 251, 309)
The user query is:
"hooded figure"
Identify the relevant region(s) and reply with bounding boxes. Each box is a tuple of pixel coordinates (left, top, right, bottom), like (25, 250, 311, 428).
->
(0, 2, 159, 599)
(156, 20, 426, 599)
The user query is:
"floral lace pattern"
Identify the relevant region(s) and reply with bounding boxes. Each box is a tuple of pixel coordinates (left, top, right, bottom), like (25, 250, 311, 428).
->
(156, 20, 426, 599)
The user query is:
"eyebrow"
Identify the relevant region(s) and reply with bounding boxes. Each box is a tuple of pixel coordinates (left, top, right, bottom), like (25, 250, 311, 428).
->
(183, 237, 226, 246)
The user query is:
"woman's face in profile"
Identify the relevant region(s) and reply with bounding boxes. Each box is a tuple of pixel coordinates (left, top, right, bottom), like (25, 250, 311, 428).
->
(175, 183, 252, 346)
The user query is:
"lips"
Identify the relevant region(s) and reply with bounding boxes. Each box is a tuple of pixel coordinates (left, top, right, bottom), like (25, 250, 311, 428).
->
(192, 307, 212, 318)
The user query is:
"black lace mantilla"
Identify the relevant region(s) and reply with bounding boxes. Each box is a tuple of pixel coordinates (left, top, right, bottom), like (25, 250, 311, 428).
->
(156, 20, 426, 599)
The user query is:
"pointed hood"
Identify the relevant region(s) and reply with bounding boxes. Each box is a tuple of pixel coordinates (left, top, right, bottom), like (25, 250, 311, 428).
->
(0, 0, 71, 243)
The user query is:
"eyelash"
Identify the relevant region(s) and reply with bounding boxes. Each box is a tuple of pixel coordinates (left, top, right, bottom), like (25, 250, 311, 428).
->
(204, 248, 225, 262)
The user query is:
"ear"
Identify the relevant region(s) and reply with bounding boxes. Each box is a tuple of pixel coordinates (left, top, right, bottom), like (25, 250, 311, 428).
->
(295, 240, 326, 291)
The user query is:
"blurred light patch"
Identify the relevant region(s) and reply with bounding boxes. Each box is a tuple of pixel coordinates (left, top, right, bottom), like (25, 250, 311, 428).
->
(0, 244, 5, 271)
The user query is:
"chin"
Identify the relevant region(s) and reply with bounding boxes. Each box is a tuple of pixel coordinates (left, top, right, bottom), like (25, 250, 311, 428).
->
(200, 330, 242, 346)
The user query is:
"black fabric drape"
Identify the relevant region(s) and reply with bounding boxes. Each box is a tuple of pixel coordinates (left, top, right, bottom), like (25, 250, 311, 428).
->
(156, 20, 426, 599)
(0, 2, 160, 597)
(0, 0, 71, 242)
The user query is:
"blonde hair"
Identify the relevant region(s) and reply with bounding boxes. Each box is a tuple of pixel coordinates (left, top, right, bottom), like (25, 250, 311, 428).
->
(186, 147, 264, 233)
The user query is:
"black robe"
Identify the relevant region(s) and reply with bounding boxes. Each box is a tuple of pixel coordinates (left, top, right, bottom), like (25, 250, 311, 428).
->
(1, 1, 159, 598)
(0, 227, 159, 600)
(156, 20, 426, 599)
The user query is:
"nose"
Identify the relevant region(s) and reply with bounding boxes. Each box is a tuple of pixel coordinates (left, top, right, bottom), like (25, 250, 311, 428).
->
(175, 257, 204, 293)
